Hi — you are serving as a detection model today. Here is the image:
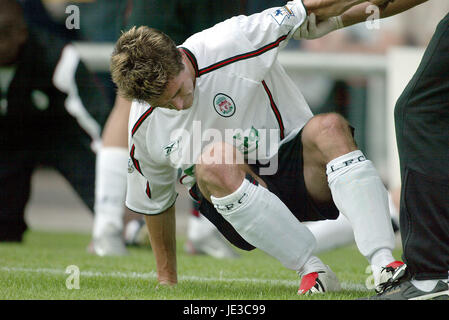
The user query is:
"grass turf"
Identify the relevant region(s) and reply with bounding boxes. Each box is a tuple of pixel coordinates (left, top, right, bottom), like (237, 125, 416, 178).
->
(0, 230, 403, 300)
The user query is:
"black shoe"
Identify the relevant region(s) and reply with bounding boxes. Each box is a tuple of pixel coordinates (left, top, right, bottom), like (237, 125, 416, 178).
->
(363, 264, 449, 300)
(367, 280, 448, 300)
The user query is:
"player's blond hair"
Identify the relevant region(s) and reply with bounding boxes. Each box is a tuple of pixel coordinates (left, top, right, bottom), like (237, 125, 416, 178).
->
(110, 26, 184, 103)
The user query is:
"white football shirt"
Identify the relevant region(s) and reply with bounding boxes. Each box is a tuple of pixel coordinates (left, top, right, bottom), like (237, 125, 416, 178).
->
(126, 1, 314, 215)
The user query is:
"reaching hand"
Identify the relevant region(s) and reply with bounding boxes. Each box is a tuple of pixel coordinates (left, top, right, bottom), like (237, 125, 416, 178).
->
(301, 0, 364, 21)
(368, 0, 393, 6)
(293, 13, 343, 40)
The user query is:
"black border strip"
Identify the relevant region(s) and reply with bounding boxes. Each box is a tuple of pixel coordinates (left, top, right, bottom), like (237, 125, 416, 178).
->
(131, 106, 155, 137)
(145, 181, 152, 199)
(130, 144, 143, 176)
(179, 47, 199, 77)
(195, 34, 288, 77)
(261, 80, 285, 140)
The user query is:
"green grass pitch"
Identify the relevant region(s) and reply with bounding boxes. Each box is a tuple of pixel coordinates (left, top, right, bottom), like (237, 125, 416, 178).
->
(0, 230, 403, 300)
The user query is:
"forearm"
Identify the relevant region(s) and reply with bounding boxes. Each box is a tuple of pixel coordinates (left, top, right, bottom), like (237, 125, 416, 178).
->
(144, 205, 177, 285)
(341, 0, 429, 27)
(301, 0, 366, 20)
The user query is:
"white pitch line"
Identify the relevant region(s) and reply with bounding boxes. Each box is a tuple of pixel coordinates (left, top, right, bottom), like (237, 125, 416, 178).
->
(0, 266, 369, 292)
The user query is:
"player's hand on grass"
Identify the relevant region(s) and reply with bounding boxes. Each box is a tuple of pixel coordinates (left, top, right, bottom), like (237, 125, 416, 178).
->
(156, 270, 177, 287)
(156, 280, 177, 289)
(294, 12, 343, 40)
(157, 279, 177, 287)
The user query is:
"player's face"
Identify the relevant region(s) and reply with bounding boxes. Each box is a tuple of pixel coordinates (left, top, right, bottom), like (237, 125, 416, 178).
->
(151, 54, 195, 111)
(0, 14, 27, 66)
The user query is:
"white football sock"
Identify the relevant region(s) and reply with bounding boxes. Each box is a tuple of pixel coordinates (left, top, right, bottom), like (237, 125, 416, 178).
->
(210, 178, 316, 271)
(326, 150, 396, 265)
(305, 215, 354, 254)
(187, 213, 217, 242)
(306, 190, 399, 254)
(370, 248, 395, 267)
(93, 147, 128, 238)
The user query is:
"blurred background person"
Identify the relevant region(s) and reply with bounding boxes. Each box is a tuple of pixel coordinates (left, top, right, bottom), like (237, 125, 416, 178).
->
(0, 0, 109, 242)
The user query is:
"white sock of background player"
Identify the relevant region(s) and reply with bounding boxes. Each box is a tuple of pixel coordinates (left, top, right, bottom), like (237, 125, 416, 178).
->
(210, 178, 327, 276)
(93, 146, 128, 239)
(306, 191, 399, 254)
(305, 216, 355, 254)
(187, 213, 217, 243)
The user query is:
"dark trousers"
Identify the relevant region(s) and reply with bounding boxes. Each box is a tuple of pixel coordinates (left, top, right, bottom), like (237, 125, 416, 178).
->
(0, 124, 96, 242)
(394, 13, 449, 280)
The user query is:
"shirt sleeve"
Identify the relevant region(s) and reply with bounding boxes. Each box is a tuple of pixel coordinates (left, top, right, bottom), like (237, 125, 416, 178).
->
(125, 102, 178, 215)
(182, 1, 307, 82)
(125, 161, 178, 215)
(236, 1, 307, 50)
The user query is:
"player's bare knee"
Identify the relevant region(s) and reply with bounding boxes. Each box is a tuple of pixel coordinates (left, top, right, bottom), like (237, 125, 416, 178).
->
(196, 142, 245, 197)
(195, 162, 224, 195)
(195, 163, 245, 198)
(315, 113, 350, 137)
(304, 113, 356, 162)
